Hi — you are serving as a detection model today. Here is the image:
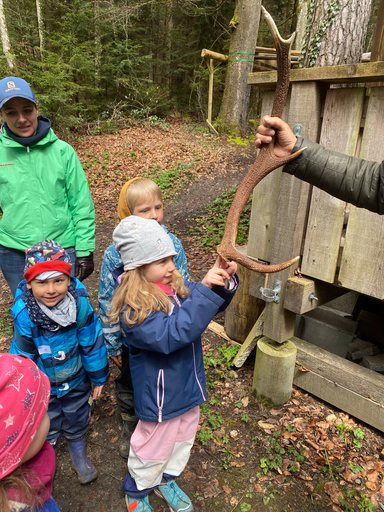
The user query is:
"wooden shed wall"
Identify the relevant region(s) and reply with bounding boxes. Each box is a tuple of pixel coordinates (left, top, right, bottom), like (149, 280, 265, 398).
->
(248, 84, 384, 301)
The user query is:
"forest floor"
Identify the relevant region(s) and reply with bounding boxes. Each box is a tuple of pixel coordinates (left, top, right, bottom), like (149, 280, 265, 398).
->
(1, 119, 384, 512)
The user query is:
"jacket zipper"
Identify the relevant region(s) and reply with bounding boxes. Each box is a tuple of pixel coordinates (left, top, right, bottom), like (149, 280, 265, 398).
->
(192, 343, 206, 401)
(157, 369, 164, 423)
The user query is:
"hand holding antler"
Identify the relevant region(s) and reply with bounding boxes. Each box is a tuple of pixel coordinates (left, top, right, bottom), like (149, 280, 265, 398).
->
(217, 7, 306, 273)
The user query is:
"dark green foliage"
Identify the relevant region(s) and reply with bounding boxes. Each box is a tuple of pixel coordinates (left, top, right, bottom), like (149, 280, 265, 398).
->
(0, 0, 235, 127)
(0, 0, 376, 128)
(193, 185, 252, 252)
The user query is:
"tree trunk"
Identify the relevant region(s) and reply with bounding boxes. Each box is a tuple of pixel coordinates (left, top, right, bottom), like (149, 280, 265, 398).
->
(0, 0, 14, 71)
(218, 0, 262, 135)
(294, 0, 308, 51)
(36, 0, 45, 62)
(302, 0, 372, 68)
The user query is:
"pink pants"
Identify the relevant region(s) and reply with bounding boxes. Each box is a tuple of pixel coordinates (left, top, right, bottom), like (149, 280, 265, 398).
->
(128, 406, 200, 490)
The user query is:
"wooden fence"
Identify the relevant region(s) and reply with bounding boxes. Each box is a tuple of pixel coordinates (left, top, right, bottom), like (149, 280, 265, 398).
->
(245, 62, 384, 431)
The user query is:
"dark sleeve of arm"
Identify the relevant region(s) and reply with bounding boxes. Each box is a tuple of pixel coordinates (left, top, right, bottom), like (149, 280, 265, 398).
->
(283, 137, 384, 214)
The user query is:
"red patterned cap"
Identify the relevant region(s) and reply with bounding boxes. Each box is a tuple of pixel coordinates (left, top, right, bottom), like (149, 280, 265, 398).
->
(0, 353, 50, 479)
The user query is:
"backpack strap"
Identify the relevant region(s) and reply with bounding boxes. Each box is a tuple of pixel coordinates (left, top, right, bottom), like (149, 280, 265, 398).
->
(76, 295, 90, 329)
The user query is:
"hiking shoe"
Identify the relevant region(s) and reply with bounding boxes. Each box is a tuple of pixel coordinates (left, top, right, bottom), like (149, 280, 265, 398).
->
(125, 495, 153, 511)
(67, 438, 98, 484)
(119, 418, 138, 459)
(154, 480, 193, 512)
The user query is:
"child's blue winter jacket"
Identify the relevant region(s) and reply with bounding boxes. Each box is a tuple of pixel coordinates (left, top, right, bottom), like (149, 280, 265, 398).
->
(120, 278, 238, 423)
(10, 278, 108, 397)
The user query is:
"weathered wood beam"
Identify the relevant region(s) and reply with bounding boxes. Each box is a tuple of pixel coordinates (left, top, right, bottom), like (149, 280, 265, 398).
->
(233, 309, 265, 368)
(200, 46, 301, 63)
(201, 49, 228, 62)
(283, 276, 349, 315)
(292, 337, 384, 432)
(248, 61, 384, 87)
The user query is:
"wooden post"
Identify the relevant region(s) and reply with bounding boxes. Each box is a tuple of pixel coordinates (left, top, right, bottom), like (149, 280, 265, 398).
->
(224, 246, 265, 343)
(368, 0, 384, 87)
(370, 0, 384, 62)
(207, 58, 214, 126)
(201, 49, 227, 134)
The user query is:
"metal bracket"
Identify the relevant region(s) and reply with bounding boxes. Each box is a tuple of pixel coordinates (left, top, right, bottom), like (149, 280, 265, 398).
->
(293, 124, 302, 137)
(260, 280, 281, 303)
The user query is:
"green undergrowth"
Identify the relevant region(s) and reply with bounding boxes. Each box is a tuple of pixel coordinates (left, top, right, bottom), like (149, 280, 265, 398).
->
(143, 159, 199, 200)
(192, 185, 252, 251)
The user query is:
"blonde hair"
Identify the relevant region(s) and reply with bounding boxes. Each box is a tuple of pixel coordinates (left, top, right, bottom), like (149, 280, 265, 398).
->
(0, 466, 44, 512)
(126, 179, 162, 214)
(109, 268, 190, 326)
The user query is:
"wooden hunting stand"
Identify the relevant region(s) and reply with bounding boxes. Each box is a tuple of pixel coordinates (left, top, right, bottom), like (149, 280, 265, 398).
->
(245, 61, 384, 432)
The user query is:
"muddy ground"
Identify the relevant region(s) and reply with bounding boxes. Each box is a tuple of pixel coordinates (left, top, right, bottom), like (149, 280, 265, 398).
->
(1, 123, 384, 512)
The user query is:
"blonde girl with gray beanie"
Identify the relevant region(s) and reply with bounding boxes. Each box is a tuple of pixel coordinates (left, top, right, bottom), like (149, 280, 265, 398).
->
(108, 215, 238, 512)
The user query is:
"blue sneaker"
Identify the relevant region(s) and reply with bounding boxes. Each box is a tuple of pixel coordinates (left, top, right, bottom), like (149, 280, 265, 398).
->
(125, 495, 153, 511)
(154, 480, 193, 512)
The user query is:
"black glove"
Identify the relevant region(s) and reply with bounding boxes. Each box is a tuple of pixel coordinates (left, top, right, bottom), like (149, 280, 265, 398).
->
(75, 253, 94, 281)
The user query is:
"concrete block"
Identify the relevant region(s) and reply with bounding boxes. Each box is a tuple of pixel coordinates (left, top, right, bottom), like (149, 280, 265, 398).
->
(294, 314, 355, 358)
(363, 354, 384, 373)
(348, 338, 380, 361)
(303, 306, 358, 335)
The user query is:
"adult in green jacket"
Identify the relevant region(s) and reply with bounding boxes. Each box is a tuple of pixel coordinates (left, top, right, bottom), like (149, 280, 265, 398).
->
(0, 76, 95, 296)
(256, 115, 384, 215)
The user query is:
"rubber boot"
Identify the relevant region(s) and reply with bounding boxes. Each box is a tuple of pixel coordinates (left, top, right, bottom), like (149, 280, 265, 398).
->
(119, 414, 138, 459)
(67, 438, 98, 484)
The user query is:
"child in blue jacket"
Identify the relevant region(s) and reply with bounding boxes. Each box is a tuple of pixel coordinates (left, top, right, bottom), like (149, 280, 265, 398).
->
(9, 240, 109, 485)
(108, 216, 238, 512)
(98, 177, 189, 458)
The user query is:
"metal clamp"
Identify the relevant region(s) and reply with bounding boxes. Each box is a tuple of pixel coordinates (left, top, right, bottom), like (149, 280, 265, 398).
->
(293, 124, 302, 137)
(260, 280, 281, 303)
(308, 293, 318, 302)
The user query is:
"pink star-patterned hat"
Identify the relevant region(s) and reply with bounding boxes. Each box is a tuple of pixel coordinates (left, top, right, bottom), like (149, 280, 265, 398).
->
(0, 353, 50, 479)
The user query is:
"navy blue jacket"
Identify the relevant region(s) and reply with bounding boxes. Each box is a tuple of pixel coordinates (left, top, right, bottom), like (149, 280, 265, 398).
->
(120, 278, 238, 422)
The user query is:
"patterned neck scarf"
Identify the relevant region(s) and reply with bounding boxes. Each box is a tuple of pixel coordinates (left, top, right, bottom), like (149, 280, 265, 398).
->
(25, 284, 77, 331)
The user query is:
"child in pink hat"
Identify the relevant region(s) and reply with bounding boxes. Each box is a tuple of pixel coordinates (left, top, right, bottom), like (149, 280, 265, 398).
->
(0, 353, 60, 511)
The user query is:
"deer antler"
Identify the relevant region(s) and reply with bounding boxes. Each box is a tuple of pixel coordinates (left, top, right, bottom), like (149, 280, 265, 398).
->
(217, 6, 306, 273)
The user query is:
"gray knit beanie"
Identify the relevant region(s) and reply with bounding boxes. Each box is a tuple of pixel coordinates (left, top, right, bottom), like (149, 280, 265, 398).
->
(113, 216, 177, 271)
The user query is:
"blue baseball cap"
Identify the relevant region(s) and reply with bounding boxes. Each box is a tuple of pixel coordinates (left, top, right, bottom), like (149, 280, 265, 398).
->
(0, 76, 37, 109)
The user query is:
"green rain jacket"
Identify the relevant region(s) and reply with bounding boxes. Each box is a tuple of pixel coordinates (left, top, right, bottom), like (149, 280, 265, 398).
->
(0, 127, 95, 256)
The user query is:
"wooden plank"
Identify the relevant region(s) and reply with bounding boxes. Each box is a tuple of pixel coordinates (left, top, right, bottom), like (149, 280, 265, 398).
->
(248, 61, 384, 87)
(338, 87, 384, 298)
(247, 91, 289, 262)
(233, 309, 265, 368)
(283, 276, 348, 315)
(262, 82, 325, 343)
(201, 49, 228, 62)
(293, 368, 384, 433)
(368, 0, 384, 87)
(301, 88, 365, 283)
(370, 0, 384, 63)
(207, 321, 241, 346)
(224, 247, 265, 342)
(292, 337, 384, 432)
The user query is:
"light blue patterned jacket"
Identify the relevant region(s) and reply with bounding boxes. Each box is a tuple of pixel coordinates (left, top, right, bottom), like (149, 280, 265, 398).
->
(98, 225, 189, 357)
